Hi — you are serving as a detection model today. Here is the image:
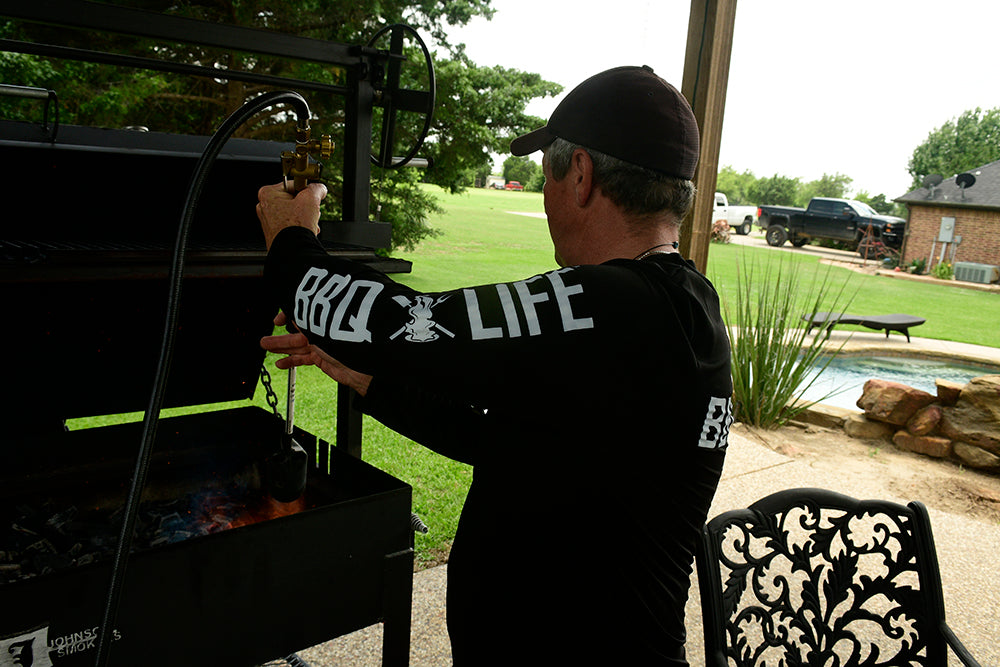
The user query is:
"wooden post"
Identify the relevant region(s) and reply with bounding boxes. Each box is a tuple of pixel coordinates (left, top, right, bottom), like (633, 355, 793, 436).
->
(680, 0, 738, 273)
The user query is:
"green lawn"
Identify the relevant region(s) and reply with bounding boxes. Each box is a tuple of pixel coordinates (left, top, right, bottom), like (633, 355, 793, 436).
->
(391, 187, 555, 291)
(403, 187, 999, 348)
(70, 184, 1000, 567)
(707, 242, 1000, 349)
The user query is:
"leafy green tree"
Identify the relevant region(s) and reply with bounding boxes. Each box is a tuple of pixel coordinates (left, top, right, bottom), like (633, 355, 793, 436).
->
(747, 174, 801, 207)
(854, 191, 904, 217)
(425, 55, 559, 193)
(502, 155, 538, 185)
(525, 168, 545, 192)
(0, 1, 560, 250)
(714, 165, 902, 214)
(907, 107, 1000, 189)
(715, 166, 757, 204)
(797, 172, 853, 206)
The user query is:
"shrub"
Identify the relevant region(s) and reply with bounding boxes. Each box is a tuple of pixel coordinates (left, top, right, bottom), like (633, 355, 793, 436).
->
(932, 261, 954, 280)
(719, 252, 856, 428)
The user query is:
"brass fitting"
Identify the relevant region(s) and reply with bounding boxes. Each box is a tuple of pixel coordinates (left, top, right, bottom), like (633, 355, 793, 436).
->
(282, 126, 335, 192)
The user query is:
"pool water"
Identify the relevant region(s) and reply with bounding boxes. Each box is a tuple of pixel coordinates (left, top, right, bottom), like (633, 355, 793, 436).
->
(798, 355, 997, 411)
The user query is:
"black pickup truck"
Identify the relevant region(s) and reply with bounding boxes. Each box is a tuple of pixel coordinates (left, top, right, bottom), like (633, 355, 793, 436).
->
(757, 197, 906, 253)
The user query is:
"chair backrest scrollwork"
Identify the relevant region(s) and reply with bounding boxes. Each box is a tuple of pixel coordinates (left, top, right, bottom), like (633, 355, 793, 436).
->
(697, 488, 958, 667)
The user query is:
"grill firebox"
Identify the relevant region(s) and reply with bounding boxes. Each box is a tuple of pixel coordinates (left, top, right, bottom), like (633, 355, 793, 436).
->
(0, 408, 414, 666)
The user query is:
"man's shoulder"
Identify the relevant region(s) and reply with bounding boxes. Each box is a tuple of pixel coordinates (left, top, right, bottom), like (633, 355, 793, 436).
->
(593, 254, 720, 298)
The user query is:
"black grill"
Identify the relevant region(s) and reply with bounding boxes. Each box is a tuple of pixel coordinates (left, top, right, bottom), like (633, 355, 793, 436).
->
(1, 3, 419, 665)
(0, 409, 413, 667)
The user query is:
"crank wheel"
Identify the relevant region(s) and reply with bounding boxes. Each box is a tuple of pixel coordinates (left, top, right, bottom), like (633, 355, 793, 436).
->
(366, 23, 436, 169)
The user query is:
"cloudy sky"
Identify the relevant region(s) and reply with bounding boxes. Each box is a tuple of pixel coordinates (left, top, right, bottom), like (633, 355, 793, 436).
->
(443, 0, 1000, 199)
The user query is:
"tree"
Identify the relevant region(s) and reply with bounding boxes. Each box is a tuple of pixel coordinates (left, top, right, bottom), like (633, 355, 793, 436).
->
(715, 166, 757, 205)
(502, 155, 538, 185)
(798, 173, 853, 206)
(907, 107, 1000, 189)
(423, 54, 560, 194)
(748, 174, 801, 207)
(525, 168, 545, 192)
(854, 191, 904, 217)
(0, 1, 560, 250)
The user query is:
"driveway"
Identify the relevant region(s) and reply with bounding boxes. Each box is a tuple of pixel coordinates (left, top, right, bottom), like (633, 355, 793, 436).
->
(727, 228, 873, 265)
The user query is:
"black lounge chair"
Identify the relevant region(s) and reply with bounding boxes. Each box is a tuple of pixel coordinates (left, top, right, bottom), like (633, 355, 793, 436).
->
(804, 311, 926, 342)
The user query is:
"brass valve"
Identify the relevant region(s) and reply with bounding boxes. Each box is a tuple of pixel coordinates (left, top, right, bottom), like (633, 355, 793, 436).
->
(281, 124, 334, 192)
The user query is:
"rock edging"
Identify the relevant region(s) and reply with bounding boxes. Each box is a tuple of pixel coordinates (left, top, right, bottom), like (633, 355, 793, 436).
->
(842, 376, 1000, 472)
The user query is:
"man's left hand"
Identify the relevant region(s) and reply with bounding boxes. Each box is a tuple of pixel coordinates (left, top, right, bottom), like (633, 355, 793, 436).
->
(261, 312, 373, 397)
(257, 182, 327, 250)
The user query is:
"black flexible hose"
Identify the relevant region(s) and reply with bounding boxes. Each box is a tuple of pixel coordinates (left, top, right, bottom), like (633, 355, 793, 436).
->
(95, 90, 311, 667)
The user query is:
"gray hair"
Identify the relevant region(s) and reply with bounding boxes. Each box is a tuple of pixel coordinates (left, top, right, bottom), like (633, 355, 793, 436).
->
(544, 138, 696, 222)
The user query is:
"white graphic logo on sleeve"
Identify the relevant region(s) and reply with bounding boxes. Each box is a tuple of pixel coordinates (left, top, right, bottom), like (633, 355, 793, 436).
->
(293, 265, 595, 345)
(294, 268, 383, 342)
(390, 295, 455, 342)
(465, 268, 594, 341)
(698, 396, 733, 450)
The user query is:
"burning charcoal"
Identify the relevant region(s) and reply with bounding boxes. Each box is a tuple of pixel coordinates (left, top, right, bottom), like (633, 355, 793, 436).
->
(0, 482, 308, 584)
(0, 562, 23, 583)
(21, 535, 57, 557)
(83, 524, 118, 551)
(33, 552, 75, 575)
(11, 521, 43, 540)
(14, 503, 41, 522)
(45, 505, 79, 531)
(157, 512, 186, 533)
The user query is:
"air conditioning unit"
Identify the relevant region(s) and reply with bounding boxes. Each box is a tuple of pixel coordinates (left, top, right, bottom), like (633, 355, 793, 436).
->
(953, 261, 1000, 284)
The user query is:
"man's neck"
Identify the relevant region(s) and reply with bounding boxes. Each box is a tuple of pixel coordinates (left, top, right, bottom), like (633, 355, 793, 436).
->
(587, 209, 681, 264)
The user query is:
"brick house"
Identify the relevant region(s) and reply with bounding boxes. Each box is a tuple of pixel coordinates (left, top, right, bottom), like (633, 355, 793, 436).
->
(895, 159, 1000, 281)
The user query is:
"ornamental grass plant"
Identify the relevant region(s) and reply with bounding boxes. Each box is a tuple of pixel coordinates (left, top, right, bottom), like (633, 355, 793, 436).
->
(718, 251, 857, 428)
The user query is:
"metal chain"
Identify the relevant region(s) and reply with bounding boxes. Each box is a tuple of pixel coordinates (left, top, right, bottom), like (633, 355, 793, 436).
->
(259, 364, 280, 417)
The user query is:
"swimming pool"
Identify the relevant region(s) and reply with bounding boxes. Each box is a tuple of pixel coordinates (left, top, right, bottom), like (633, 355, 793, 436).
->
(797, 355, 998, 411)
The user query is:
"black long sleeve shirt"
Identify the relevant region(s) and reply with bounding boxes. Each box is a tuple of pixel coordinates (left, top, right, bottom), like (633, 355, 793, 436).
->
(265, 227, 733, 665)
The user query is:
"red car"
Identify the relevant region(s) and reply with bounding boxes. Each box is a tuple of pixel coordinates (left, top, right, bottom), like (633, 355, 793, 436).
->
(504, 181, 524, 191)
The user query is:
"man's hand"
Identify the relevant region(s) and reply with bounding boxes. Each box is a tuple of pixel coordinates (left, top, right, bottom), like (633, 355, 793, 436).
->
(261, 312, 372, 396)
(257, 182, 328, 250)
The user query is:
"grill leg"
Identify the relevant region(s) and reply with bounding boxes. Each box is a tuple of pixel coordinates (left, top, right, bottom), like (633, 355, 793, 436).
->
(382, 547, 414, 666)
(336, 384, 363, 458)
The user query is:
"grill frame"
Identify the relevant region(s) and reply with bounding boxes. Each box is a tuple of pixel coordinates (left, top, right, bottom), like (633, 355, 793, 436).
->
(1, 3, 422, 664)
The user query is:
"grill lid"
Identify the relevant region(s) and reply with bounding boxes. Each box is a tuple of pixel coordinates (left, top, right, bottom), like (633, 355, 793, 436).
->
(0, 123, 300, 425)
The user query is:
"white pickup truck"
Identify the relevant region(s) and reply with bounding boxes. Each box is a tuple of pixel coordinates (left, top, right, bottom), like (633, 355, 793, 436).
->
(714, 192, 758, 235)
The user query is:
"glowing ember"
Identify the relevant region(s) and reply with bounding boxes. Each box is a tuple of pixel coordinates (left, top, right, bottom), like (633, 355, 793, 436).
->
(1, 487, 312, 583)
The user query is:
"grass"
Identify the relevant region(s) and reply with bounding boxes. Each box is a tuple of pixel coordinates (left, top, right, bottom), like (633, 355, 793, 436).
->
(69, 184, 1000, 567)
(707, 241, 1000, 348)
(389, 187, 555, 291)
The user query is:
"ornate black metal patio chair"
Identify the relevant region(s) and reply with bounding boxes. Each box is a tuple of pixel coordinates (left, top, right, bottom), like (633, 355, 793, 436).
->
(696, 488, 981, 667)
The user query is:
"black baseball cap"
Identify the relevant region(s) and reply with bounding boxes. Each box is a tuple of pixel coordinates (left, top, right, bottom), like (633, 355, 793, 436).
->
(510, 65, 700, 180)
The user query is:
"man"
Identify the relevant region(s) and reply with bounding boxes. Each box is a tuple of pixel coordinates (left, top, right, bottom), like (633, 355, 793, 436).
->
(258, 65, 733, 665)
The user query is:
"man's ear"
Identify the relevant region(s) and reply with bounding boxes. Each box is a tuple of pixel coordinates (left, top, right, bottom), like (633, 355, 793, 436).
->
(570, 148, 595, 207)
